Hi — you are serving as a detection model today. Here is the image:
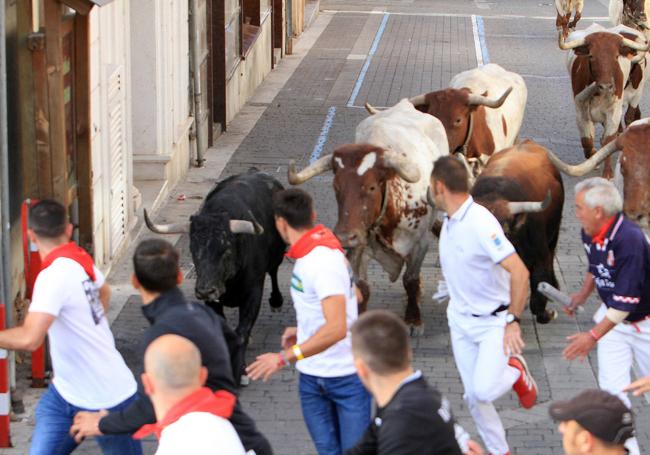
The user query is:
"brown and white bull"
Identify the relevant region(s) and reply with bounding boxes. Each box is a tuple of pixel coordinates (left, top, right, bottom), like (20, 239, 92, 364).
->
(557, 0, 584, 38)
(468, 141, 565, 324)
(288, 99, 449, 333)
(393, 64, 527, 178)
(559, 23, 649, 177)
(546, 118, 650, 235)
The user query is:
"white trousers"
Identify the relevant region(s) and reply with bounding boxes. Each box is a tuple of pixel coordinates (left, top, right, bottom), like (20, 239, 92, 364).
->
(448, 309, 520, 455)
(594, 304, 650, 455)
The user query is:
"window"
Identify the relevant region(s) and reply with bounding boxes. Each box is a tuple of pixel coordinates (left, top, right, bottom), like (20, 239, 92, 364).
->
(224, 0, 271, 75)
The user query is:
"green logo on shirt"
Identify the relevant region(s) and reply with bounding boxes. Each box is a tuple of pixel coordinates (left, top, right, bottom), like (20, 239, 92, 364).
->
(291, 274, 304, 293)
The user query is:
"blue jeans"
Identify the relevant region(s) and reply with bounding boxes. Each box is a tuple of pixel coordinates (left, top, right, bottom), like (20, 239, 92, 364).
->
(299, 372, 371, 455)
(30, 385, 142, 455)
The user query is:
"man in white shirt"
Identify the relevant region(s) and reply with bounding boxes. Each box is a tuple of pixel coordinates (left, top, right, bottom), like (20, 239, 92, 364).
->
(247, 188, 371, 455)
(0, 199, 140, 454)
(430, 157, 538, 455)
(135, 334, 246, 455)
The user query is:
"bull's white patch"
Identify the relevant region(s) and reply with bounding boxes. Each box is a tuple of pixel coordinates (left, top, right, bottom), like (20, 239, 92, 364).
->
(357, 152, 377, 176)
(335, 157, 345, 169)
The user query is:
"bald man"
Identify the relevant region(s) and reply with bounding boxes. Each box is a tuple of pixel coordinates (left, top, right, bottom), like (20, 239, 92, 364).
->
(134, 335, 246, 454)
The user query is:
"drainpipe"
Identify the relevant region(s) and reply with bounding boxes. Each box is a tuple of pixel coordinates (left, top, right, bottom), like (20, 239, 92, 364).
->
(188, 0, 205, 167)
(286, 0, 293, 54)
(0, 0, 11, 330)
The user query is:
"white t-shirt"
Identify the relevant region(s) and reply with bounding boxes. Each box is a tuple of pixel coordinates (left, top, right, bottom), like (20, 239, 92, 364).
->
(156, 412, 247, 455)
(290, 246, 358, 378)
(29, 257, 137, 409)
(439, 197, 516, 317)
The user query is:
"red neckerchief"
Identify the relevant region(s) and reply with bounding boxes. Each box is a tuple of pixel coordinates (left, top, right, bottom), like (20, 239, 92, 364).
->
(41, 242, 96, 281)
(591, 215, 617, 246)
(285, 224, 344, 259)
(133, 388, 236, 440)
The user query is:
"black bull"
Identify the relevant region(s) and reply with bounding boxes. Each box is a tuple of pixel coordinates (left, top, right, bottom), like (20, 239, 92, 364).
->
(470, 141, 565, 324)
(144, 169, 286, 384)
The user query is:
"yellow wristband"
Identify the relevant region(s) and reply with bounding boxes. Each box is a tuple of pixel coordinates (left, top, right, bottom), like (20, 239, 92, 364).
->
(292, 344, 305, 361)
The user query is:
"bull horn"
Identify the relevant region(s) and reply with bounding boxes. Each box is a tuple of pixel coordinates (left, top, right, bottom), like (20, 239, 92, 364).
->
(546, 140, 621, 177)
(287, 154, 333, 185)
(507, 190, 552, 214)
(409, 94, 426, 106)
(143, 209, 190, 234)
(384, 150, 420, 183)
(426, 186, 436, 208)
(467, 86, 513, 109)
(364, 102, 380, 115)
(558, 31, 586, 50)
(575, 82, 598, 104)
(229, 219, 264, 235)
(621, 36, 650, 52)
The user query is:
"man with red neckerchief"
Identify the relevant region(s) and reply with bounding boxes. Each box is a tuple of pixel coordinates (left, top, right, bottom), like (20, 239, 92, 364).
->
(247, 188, 371, 455)
(0, 200, 140, 454)
(563, 177, 650, 455)
(134, 334, 246, 454)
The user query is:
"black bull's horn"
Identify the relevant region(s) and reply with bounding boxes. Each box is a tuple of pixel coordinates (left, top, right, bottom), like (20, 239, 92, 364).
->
(143, 209, 190, 234)
(143, 209, 263, 235)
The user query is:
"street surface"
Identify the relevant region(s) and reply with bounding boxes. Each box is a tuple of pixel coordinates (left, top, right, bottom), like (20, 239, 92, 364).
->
(6, 0, 650, 453)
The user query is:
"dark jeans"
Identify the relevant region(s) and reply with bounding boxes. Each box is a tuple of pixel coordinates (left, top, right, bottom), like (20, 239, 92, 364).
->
(299, 372, 371, 455)
(30, 385, 142, 455)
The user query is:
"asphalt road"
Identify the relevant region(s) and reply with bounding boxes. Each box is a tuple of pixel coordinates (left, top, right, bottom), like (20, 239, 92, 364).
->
(8, 1, 650, 454)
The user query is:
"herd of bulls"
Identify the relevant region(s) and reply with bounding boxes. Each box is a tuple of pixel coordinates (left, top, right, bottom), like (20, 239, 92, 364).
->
(142, 0, 650, 382)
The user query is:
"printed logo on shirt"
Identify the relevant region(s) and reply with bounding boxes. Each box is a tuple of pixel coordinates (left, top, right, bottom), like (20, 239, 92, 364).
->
(596, 263, 612, 280)
(490, 233, 504, 249)
(291, 274, 304, 293)
(82, 279, 104, 325)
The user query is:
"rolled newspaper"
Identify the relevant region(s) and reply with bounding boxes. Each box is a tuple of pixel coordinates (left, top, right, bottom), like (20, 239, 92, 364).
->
(537, 281, 584, 313)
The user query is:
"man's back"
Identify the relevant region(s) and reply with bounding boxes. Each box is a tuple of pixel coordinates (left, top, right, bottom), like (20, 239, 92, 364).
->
(142, 288, 237, 393)
(140, 288, 272, 455)
(346, 374, 463, 455)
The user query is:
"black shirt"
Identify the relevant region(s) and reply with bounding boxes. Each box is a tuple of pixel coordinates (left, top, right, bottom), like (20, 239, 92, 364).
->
(98, 288, 272, 455)
(345, 373, 464, 455)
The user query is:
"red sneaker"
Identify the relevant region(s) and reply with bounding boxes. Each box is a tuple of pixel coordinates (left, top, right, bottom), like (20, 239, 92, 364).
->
(508, 354, 537, 409)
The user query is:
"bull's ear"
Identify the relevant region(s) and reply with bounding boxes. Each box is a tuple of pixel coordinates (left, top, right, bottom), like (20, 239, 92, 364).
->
(573, 45, 589, 56)
(413, 103, 429, 114)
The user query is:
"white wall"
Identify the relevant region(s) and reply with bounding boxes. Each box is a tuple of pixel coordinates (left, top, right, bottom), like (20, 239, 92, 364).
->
(130, 0, 191, 185)
(89, 0, 133, 269)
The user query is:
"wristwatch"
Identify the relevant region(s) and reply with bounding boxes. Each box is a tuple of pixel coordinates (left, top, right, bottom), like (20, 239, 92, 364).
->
(505, 313, 521, 325)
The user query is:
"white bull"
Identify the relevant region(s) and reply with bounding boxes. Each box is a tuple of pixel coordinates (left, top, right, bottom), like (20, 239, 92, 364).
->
(288, 99, 449, 334)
